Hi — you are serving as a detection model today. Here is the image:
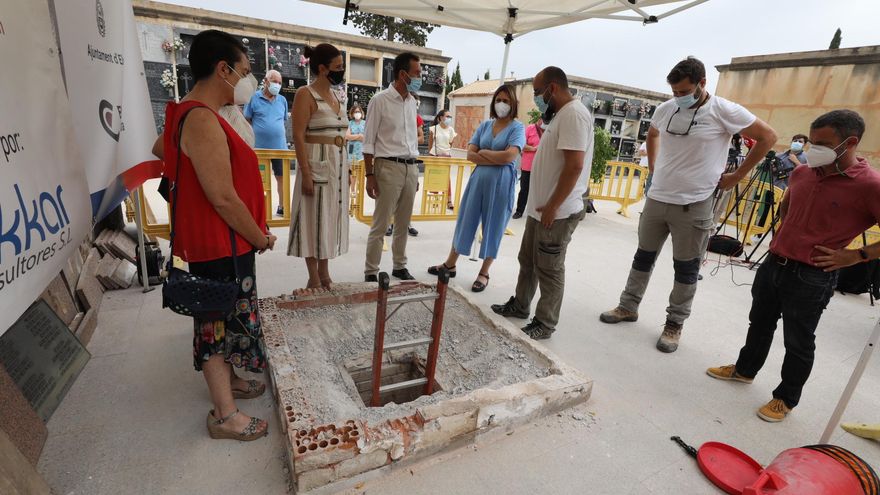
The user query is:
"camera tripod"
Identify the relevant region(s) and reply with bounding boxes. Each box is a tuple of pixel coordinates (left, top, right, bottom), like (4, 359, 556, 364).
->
(714, 151, 783, 266)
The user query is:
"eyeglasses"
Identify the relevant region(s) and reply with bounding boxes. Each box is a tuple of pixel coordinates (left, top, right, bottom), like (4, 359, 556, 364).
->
(665, 107, 700, 136)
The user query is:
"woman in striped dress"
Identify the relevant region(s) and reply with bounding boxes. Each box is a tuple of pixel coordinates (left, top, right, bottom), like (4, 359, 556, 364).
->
(288, 44, 350, 289)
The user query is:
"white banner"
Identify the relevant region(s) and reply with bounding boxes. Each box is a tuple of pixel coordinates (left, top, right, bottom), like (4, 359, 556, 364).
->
(0, 1, 91, 335)
(54, 0, 157, 220)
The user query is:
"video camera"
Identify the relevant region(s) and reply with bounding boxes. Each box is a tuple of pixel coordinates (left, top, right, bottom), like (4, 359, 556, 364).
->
(762, 151, 788, 182)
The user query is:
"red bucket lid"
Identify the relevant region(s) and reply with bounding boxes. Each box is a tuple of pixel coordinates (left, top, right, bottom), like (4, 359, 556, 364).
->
(698, 442, 763, 495)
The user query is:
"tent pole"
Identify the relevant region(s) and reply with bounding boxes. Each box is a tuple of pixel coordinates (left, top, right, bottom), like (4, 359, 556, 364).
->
(132, 189, 155, 294)
(820, 318, 880, 443)
(499, 36, 512, 81)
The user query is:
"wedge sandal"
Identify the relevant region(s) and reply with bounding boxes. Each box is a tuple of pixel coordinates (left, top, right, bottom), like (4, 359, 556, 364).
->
(207, 409, 268, 441)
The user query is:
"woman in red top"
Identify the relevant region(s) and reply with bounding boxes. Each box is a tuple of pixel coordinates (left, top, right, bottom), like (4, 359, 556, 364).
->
(160, 30, 277, 441)
(513, 118, 544, 219)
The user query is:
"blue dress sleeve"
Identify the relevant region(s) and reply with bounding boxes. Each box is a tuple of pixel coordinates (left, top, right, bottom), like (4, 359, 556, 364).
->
(507, 121, 526, 151)
(469, 120, 490, 148)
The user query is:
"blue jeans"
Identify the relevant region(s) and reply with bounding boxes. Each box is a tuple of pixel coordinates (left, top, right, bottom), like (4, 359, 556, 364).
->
(734, 254, 837, 408)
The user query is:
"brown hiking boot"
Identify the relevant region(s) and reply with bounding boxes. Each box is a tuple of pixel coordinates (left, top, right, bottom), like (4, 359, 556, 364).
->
(656, 321, 682, 353)
(599, 306, 638, 324)
(706, 364, 753, 384)
(757, 398, 792, 423)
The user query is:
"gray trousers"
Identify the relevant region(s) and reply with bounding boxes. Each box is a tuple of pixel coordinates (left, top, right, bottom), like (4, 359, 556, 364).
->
(618, 196, 714, 325)
(513, 211, 584, 329)
(364, 159, 419, 276)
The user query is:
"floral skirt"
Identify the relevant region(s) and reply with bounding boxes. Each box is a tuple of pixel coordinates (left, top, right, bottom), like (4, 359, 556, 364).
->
(188, 251, 267, 373)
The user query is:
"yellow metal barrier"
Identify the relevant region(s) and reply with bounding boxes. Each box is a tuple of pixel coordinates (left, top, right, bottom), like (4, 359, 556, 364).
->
(848, 225, 880, 249)
(134, 151, 479, 239)
(137, 185, 171, 240)
(587, 161, 649, 217)
(351, 156, 476, 225)
(255, 149, 297, 229)
(717, 178, 786, 246)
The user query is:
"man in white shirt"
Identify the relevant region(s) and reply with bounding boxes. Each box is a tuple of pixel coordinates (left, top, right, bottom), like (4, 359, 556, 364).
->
(600, 57, 778, 353)
(491, 67, 594, 340)
(362, 53, 423, 282)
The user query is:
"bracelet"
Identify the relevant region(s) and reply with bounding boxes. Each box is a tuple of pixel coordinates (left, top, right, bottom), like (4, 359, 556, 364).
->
(263, 235, 271, 249)
(366, 173, 374, 177)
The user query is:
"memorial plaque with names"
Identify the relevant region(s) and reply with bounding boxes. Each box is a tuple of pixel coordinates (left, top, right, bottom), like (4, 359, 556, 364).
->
(381, 57, 396, 88)
(268, 40, 308, 80)
(347, 84, 378, 113)
(627, 99, 642, 120)
(595, 92, 613, 115)
(420, 64, 444, 94)
(0, 300, 90, 422)
(638, 120, 651, 140)
(143, 61, 174, 133)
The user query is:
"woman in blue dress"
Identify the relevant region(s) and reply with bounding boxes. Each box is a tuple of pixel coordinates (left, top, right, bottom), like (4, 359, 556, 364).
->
(345, 104, 366, 195)
(428, 85, 525, 292)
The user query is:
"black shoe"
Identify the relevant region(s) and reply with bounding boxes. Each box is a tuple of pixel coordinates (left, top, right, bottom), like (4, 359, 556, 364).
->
(490, 296, 529, 319)
(276, 206, 283, 216)
(365, 274, 378, 282)
(408, 226, 419, 237)
(385, 226, 393, 236)
(391, 268, 415, 281)
(522, 319, 555, 340)
(512, 211, 523, 219)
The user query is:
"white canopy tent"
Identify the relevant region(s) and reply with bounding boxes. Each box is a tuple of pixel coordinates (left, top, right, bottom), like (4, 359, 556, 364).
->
(306, 0, 709, 80)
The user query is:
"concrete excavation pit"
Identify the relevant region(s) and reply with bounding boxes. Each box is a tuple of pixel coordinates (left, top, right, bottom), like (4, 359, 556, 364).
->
(260, 281, 593, 493)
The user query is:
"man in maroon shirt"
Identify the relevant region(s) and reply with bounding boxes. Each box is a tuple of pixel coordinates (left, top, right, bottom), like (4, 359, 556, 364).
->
(707, 110, 880, 422)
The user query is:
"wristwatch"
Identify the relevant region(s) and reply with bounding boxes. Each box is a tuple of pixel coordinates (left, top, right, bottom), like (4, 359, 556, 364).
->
(858, 248, 869, 261)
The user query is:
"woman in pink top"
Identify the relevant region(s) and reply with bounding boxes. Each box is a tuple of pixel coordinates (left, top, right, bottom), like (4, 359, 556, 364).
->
(513, 119, 544, 219)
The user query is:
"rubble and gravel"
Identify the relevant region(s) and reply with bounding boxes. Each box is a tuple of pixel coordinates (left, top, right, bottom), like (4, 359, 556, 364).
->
(263, 287, 554, 427)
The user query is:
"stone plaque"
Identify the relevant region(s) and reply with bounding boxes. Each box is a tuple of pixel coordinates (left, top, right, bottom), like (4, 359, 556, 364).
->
(0, 300, 90, 422)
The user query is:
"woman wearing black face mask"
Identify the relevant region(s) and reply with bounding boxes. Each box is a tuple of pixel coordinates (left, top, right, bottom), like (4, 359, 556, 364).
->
(287, 43, 350, 291)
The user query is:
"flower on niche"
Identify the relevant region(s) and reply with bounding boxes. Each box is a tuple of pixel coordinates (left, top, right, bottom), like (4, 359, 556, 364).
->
(160, 69, 177, 89)
(162, 37, 185, 53)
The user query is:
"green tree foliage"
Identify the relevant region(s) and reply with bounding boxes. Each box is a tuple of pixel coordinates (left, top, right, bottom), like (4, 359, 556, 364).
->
(591, 127, 617, 182)
(445, 63, 465, 96)
(829, 28, 842, 49)
(451, 63, 463, 89)
(483, 69, 491, 80)
(349, 12, 438, 46)
(527, 108, 542, 125)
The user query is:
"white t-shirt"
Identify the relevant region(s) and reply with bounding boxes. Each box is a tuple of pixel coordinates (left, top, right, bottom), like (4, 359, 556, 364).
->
(638, 142, 648, 167)
(429, 124, 457, 156)
(526, 100, 594, 220)
(647, 96, 756, 205)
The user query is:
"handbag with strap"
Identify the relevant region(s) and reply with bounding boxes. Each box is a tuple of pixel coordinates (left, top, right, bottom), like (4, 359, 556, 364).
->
(161, 104, 242, 321)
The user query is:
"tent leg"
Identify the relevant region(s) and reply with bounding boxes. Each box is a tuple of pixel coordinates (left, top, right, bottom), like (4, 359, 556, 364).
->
(819, 318, 880, 443)
(499, 40, 511, 82)
(132, 189, 155, 294)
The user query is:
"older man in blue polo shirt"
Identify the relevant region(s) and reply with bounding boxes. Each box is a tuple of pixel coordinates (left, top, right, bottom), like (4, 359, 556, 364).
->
(245, 69, 289, 215)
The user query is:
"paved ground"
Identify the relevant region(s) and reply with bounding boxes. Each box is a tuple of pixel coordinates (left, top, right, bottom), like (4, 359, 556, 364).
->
(38, 198, 880, 494)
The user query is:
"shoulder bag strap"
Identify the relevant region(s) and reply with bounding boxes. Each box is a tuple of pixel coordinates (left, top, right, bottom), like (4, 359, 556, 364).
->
(167, 104, 241, 282)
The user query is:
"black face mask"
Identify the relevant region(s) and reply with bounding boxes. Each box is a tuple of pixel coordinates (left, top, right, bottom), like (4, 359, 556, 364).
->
(327, 69, 346, 86)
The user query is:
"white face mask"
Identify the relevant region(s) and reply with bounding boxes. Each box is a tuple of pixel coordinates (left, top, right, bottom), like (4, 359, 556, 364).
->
(495, 101, 511, 119)
(353, 112, 363, 120)
(803, 140, 850, 168)
(232, 73, 258, 105)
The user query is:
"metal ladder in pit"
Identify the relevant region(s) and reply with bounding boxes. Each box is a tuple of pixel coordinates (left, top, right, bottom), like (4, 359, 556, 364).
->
(370, 270, 451, 407)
